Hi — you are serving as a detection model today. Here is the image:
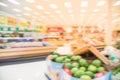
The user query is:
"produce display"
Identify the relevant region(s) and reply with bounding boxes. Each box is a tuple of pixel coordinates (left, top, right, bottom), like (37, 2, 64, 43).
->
(47, 52, 108, 80)
(112, 67, 120, 80)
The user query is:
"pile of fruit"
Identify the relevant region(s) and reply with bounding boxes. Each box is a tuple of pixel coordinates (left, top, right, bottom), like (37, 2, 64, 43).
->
(112, 67, 120, 80)
(47, 53, 107, 80)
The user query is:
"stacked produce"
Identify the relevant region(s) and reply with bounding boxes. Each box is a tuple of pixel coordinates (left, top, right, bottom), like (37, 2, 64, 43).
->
(47, 53, 107, 80)
(112, 67, 120, 80)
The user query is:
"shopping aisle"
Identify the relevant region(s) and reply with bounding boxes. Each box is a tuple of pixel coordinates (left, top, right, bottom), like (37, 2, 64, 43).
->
(0, 61, 48, 80)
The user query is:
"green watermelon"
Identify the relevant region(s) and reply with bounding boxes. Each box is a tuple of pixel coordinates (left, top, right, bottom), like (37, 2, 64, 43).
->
(71, 67, 78, 75)
(97, 67, 105, 72)
(55, 57, 64, 63)
(79, 67, 86, 71)
(79, 59, 89, 67)
(64, 63, 73, 69)
(71, 56, 78, 61)
(88, 65, 97, 73)
(74, 70, 85, 78)
(80, 75, 92, 80)
(92, 59, 102, 67)
(72, 62, 79, 68)
(85, 71, 95, 78)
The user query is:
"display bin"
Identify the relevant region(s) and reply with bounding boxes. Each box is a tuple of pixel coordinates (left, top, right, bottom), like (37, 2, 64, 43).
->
(46, 59, 64, 80)
(60, 69, 112, 80)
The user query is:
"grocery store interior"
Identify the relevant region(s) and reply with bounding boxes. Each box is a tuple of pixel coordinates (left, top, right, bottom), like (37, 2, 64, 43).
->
(0, 0, 120, 80)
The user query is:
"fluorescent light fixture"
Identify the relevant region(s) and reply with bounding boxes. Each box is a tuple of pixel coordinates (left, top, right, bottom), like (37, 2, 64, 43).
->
(16, 14, 21, 16)
(50, 4, 57, 9)
(55, 10, 61, 14)
(13, 8, 21, 12)
(24, 7, 32, 11)
(24, 13, 30, 16)
(81, 1, 88, 7)
(8, 0, 20, 5)
(34, 12, 39, 15)
(113, 0, 120, 6)
(97, 1, 106, 6)
(0, 2, 7, 7)
(80, 9, 86, 12)
(26, 0, 34, 3)
(36, 6, 44, 10)
(93, 9, 99, 12)
(44, 11, 50, 14)
(64, 2, 72, 8)
(68, 9, 72, 13)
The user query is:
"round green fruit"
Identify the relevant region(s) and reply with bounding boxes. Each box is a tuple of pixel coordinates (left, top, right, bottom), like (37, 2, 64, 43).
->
(71, 56, 78, 61)
(92, 59, 102, 67)
(55, 57, 64, 63)
(74, 70, 85, 78)
(79, 59, 88, 67)
(85, 71, 94, 78)
(64, 63, 73, 69)
(52, 55, 59, 60)
(72, 62, 79, 68)
(88, 65, 97, 73)
(97, 67, 105, 72)
(76, 56, 82, 60)
(79, 67, 86, 71)
(80, 75, 92, 80)
(63, 58, 71, 63)
(66, 54, 72, 58)
(71, 67, 78, 75)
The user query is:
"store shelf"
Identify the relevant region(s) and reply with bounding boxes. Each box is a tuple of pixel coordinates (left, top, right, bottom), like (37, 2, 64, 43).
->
(0, 46, 57, 60)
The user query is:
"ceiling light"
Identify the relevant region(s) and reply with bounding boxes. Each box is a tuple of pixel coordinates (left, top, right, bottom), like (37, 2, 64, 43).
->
(93, 9, 99, 12)
(16, 14, 21, 16)
(70, 14, 74, 17)
(97, 1, 106, 6)
(24, 7, 32, 11)
(44, 11, 50, 14)
(64, 2, 72, 8)
(80, 9, 86, 12)
(0, 2, 7, 7)
(8, 0, 20, 5)
(68, 9, 72, 13)
(26, 0, 34, 3)
(50, 15, 54, 17)
(113, 0, 120, 6)
(81, 1, 88, 7)
(13, 9, 21, 12)
(36, 6, 44, 10)
(55, 10, 61, 14)
(50, 4, 57, 9)
(24, 13, 30, 16)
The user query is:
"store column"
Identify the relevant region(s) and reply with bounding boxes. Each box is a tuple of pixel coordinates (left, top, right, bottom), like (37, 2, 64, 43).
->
(105, 0, 113, 45)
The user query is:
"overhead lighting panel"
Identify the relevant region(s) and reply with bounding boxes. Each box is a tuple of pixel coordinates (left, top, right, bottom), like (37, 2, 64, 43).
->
(113, 0, 120, 6)
(55, 10, 61, 14)
(50, 4, 57, 9)
(97, 1, 106, 6)
(0, 2, 7, 7)
(8, 0, 20, 5)
(36, 6, 44, 10)
(44, 11, 50, 14)
(24, 7, 32, 11)
(13, 8, 21, 12)
(93, 9, 99, 12)
(26, 0, 34, 3)
(81, 1, 88, 7)
(64, 2, 72, 8)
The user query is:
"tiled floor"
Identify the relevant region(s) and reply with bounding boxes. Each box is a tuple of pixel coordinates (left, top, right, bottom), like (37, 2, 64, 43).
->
(0, 61, 48, 80)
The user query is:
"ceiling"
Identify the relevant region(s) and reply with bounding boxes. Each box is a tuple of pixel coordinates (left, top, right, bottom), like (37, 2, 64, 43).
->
(0, 0, 120, 27)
